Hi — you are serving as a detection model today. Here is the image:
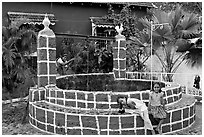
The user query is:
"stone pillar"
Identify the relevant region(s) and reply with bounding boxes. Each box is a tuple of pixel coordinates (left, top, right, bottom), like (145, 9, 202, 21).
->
(113, 24, 126, 80)
(37, 14, 57, 87)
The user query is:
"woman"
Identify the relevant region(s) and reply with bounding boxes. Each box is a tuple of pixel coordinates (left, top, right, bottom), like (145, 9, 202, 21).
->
(117, 96, 155, 135)
(148, 82, 167, 134)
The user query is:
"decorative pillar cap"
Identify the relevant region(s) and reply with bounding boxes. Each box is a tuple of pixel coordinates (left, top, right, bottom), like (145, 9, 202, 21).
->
(115, 24, 124, 35)
(38, 13, 55, 36)
(42, 14, 50, 29)
(115, 24, 125, 40)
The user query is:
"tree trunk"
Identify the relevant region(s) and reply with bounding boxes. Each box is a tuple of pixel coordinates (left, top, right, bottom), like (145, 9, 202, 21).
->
(22, 101, 29, 124)
(166, 74, 173, 82)
(8, 92, 13, 107)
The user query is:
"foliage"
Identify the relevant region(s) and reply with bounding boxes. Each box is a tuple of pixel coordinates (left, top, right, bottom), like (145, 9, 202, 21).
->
(2, 19, 37, 100)
(102, 4, 140, 38)
(139, 4, 201, 81)
(183, 38, 202, 68)
(153, 2, 202, 15)
(58, 38, 113, 74)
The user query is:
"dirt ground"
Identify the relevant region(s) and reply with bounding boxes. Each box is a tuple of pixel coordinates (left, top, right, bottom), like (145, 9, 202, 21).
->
(2, 101, 202, 135)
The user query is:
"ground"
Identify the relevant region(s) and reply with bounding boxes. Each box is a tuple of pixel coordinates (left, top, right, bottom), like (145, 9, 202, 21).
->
(2, 101, 202, 135)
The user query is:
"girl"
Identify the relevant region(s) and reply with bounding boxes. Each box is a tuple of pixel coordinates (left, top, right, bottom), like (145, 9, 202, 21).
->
(117, 96, 155, 135)
(148, 82, 167, 134)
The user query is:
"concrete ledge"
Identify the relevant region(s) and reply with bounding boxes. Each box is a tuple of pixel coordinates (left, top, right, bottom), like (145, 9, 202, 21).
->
(29, 92, 196, 135)
(31, 84, 182, 110)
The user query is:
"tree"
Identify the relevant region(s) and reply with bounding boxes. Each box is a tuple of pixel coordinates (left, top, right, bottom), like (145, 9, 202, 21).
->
(153, 2, 202, 15)
(102, 4, 140, 38)
(126, 30, 151, 72)
(2, 18, 37, 105)
(58, 37, 113, 74)
(139, 4, 201, 81)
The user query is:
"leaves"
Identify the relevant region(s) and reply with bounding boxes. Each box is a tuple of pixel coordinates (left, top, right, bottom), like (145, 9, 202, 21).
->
(103, 4, 140, 38)
(175, 38, 192, 52)
(127, 36, 148, 48)
(184, 48, 202, 68)
(59, 38, 113, 74)
(2, 19, 37, 95)
(170, 4, 183, 31)
(139, 17, 151, 30)
(2, 46, 18, 69)
(126, 33, 151, 72)
(179, 13, 200, 39)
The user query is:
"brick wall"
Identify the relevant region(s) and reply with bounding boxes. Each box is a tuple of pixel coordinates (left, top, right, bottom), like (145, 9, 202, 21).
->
(37, 15, 57, 87)
(29, 88, 196, 135)
(113, 32, 126, 79)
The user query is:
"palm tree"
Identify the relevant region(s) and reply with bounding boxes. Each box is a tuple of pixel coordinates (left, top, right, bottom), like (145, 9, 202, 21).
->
(2, 18, 37, 105)
(126, 30, 151, 72)
(139, 4, 201, 82)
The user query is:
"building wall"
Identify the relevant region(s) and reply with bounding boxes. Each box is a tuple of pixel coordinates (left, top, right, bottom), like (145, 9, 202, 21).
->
(2, 2, 148, 35)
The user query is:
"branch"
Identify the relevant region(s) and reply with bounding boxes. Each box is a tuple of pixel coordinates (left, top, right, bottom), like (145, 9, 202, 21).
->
(155, 52, 167, 69)
(172, 59, 185, 73)
(196, 2, 202, 13)
(141, 55, 150, 65)
(171, 52, 187, 68)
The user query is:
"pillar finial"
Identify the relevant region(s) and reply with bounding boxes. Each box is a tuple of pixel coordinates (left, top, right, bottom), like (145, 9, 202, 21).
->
(115, 23, 124, 36)
(42, 13, 50, 29)
(115, 23, 125, 39)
